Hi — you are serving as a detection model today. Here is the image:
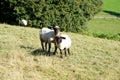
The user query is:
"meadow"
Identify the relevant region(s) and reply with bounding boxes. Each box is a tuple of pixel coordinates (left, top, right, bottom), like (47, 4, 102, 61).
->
(85, 0, 120, 41)
(102, 0, 120, 13)
(0, 24, 120, 80)
(0, 0, 120, 80)
(95, 0, 120, 16)
(87, 18, 120, 34)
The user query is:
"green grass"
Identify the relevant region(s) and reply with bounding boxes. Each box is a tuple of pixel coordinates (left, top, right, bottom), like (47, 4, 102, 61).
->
(87, 0, 120, 40)
(87, 18, 120, 34)
(102, 0, 120, 13)
(85, 18, 120, 41)
(0, 24, 120, 80)
(96, 0, 120, 16)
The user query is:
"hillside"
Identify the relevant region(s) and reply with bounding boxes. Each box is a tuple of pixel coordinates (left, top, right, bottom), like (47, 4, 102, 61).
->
(0, 24, 120, 80)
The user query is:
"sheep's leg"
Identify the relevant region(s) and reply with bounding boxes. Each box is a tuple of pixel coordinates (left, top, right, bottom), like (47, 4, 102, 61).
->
(68, 48, 70, 55)
(60, 49, 63, 58)
(45, 42, 47, 51)
(64, 48, 67, 56)
(48, 43, 51, 56)
(53, 44, 57, 55)
(41, 42, 44, 51)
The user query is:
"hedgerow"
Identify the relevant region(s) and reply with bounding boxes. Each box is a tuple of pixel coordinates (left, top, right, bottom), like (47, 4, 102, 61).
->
(0, 0, 102, 32)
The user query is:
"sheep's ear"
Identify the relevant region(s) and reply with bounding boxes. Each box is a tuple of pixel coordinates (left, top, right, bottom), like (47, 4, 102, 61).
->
(60, 37, 66, 39)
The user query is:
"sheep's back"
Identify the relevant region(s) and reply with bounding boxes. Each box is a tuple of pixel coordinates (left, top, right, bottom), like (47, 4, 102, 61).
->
(40, 28, 54, 42)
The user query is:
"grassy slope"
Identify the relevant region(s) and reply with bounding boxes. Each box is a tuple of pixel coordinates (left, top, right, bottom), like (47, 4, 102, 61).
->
(0, 24, 120, 80)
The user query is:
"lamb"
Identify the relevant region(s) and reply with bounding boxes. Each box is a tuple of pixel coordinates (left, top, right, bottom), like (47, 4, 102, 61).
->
(39, 26, 60, 55)
(54, 34, 72, 58)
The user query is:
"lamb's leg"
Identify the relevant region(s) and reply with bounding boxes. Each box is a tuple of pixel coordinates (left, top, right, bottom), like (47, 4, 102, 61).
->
(68, 48, 70, 55)
(60, 49, 63, 58)
(53, 44, 57, 55)
(64, 48, 67, 56)
(48, 43, 51, 56)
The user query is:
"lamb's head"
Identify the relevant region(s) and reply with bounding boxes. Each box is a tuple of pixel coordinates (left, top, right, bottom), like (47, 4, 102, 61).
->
(53, 26, 61, 36)
(54, 36, 66, 44)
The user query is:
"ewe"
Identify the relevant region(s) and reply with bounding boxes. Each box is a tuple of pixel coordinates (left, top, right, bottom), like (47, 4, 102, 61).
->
(54, 34, 72, 58)
(39, 26, 60, 55)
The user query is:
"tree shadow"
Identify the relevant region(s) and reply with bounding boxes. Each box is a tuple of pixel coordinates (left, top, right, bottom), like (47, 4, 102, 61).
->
(103, 10, 120, 17)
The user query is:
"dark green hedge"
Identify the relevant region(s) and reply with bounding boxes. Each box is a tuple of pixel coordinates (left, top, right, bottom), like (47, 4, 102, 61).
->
(0, 0, 102, 32)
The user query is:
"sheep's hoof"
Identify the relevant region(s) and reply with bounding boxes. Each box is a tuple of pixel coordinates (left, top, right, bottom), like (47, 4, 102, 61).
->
(60, 56, 63, 58)
(65, 54, 67, 56)
(53, 52, 56, 55)
(47, 52, 51, 56)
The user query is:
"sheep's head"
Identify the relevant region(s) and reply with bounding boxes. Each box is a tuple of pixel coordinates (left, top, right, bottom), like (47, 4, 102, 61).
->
(53, 26, 61, 36)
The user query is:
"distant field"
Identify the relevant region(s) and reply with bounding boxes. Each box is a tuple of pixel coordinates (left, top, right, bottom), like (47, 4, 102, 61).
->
(102, 0, 120, 13)
(88, 0, 120, 35)
(87, 18, 120, 34)
(0, 24, 120, 80)
(97, 0, 120, 16)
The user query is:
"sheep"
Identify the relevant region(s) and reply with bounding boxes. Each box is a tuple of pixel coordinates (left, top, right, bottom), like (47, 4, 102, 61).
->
(20, 19, 27, 26)
(53, 34, 72, 58)
(39, 26, 61, 55)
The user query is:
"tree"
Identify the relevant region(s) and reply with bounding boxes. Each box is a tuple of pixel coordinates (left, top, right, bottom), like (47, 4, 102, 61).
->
(0, 0, 102, 32)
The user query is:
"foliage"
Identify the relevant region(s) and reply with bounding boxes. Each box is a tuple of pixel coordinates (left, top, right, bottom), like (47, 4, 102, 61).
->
(0, 0, 102, 32)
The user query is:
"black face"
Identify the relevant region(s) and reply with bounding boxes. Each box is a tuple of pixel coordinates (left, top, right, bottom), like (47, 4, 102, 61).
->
(55, 36, 62, 44)
(55, 36, 66, 44)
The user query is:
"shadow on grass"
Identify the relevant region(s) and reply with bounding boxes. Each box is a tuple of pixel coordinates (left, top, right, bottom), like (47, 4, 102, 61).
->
(31, 48, 45, 56)
(20, 45, 55, 56)
(31, 48, 56, 56)
(103, 10, 120, 17)
(20, 45, 45, 55)
(20, 45, 34, 50)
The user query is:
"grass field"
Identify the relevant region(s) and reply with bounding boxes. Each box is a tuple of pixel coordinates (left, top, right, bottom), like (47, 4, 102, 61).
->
(97, 0, 120, 16)
(87, 0, 120, 35)
(0, 0, 120, 79)
(87, 18, 120, 34)
(102, 0, 120, 13)
(0, 24, 120, 80)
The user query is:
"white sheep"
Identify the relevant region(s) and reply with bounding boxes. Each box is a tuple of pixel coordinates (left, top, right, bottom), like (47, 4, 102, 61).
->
(54, 34, 72, 58)
(20, 19, 27, 26)
(39, 26, 60, 55)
